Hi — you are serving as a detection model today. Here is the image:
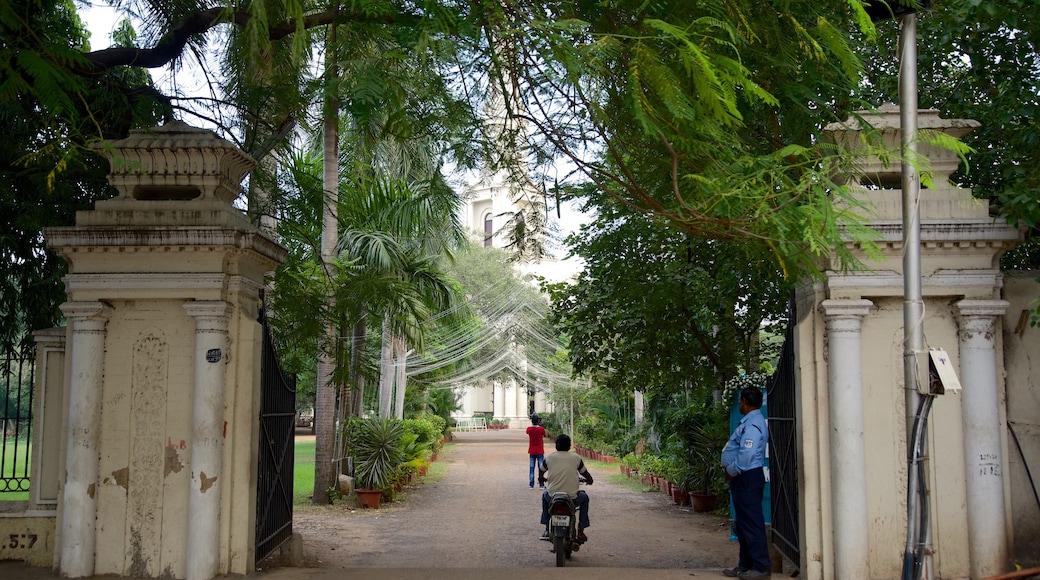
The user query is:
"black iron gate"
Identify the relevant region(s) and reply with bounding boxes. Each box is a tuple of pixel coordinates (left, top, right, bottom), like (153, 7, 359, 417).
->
(767, 298, 799, 567)
(255, 301, 297, 563)
(1, 346, 35, 494)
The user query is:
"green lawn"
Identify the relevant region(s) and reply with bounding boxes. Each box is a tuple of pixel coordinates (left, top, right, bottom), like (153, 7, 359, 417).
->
(293, 438, 315, 506)
(0, 439, 31, 501)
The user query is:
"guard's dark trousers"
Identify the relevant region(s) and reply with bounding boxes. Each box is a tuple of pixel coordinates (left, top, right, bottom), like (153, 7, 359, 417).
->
(731, 467, 770, 573)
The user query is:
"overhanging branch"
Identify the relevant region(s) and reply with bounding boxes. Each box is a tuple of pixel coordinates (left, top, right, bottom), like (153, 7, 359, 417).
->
(81, 7, 419, 73)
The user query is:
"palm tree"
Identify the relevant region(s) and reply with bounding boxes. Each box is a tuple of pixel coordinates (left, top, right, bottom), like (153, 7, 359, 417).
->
(333, 148, 467, 419)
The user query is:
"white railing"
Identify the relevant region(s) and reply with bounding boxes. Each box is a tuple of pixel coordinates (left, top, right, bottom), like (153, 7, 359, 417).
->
(454, 417, 488, 432)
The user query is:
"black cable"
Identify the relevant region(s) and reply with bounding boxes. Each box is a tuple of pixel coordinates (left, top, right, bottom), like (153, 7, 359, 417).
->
(914, 396, 934, 580)
(902, 394, 933, 580)
(1007, 421, 1040, 515)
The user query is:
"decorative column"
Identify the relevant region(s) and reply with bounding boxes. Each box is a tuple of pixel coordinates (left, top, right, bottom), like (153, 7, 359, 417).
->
(956, 299, 1010, 578)
(183, 301, 230, 580)
(493, 380, 505, 419)
(58, 301, 112, 578)
(504, 377, 518, 418)
(821, 299, 873, 580)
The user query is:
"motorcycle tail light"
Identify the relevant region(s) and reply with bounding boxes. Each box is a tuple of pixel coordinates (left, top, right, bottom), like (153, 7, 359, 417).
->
(550, 502, 570, 515)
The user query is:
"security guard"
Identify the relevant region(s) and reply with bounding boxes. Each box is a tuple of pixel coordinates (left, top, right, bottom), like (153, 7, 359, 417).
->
(721, 387, 770, 579)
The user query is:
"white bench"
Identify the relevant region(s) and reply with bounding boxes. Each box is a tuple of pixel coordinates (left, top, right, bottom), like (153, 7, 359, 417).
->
(455, 417, 488, 431)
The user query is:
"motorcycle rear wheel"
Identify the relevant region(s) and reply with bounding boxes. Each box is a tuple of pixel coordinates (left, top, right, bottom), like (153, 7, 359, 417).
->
(553, 536, 566, 567)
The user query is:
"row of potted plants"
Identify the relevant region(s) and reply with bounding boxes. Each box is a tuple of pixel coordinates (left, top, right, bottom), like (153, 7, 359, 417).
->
(346, 414, 449, 509)
(619, 451, 725, 513)
(571, 443, 618, 464)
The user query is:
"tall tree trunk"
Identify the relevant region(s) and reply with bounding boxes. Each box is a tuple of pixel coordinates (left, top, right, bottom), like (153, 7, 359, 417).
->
(349, 316, 367, 416)
(378, 318, 394, 418)
(312, 17, 339, 505)
(393, 336, 408, 420)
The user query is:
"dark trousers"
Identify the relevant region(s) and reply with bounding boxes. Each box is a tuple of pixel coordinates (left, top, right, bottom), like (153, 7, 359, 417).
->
(731, 467, 770, 573)
(540, 490, 590, 529)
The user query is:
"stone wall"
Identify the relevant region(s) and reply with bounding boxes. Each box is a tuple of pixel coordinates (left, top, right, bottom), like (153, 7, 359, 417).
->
(1001, 272, 1040, 567)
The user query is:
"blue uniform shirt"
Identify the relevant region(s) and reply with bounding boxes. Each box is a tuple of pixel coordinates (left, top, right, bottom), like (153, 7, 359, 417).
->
(721, 408, 767, 477)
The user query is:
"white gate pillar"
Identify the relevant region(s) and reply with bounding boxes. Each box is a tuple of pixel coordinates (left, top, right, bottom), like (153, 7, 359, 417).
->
(183, 301, 231, 580)
(821, 299, 872, 580)
(57, 301, 112, 578)
(956, 299, 1010, 577)
(493, 380, 505, 418)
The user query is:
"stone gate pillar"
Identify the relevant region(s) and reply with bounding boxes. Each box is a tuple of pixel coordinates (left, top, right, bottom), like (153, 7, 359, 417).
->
(820, 299, 872, 580)
(44, 121, 286, 579)
(183, 301, 231, 580)
(955, 299, 1011, 577)
(57, 302, 111, 578)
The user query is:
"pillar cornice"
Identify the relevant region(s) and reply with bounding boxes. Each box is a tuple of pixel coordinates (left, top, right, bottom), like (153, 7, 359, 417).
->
(59, 301, 112, 329)
(183, 301, 231, 333)
(955, 299, 1009, 319)
(956, 299, 1009, 338)
(821, 299, 873, 322)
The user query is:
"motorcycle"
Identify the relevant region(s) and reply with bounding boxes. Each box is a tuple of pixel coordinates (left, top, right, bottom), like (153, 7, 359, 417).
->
(544, 479, 588, 567)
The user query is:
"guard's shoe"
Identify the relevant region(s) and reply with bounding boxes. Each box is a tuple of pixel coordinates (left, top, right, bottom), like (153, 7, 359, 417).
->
(723, 567, 749, 577)
(539, 530, 550, 541)
(577, 529, 588, 543)
(736, 570, 771, 579)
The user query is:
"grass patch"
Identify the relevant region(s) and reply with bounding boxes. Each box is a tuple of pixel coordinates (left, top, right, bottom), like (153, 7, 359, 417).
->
(293, 438, 315, 506)
(0, 439, 31, 501)
(422, 443, 454, 484)
(608, 471, 654, 492)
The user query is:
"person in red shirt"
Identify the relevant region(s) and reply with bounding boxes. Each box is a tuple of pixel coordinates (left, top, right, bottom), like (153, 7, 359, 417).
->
(526, 414, 547, 488)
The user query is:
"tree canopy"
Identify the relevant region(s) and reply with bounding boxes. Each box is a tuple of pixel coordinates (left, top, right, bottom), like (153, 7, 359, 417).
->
(3, 0, 1038, 353)
(546, 200, 791, 398)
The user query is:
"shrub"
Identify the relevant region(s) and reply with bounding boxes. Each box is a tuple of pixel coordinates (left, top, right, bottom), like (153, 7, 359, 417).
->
(353, 417, 405, 490)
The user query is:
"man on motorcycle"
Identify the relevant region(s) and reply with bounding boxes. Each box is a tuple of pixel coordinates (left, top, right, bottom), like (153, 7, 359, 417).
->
(537, 434, 593, 542)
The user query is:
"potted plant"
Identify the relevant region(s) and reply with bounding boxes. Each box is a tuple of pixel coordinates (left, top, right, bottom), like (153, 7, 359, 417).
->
(685, 406, 730, 512)
(352, 417, 405, 508)
(620, 452, 639, 478)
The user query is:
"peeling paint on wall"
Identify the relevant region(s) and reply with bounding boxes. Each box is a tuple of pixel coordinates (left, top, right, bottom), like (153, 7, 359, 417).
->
(164, 445, 183, 477)
(110, 467, 129, 490)
(199, 471, 217, 493)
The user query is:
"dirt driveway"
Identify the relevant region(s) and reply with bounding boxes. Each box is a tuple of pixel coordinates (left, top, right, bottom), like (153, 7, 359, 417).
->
(261, 430, 738, 575)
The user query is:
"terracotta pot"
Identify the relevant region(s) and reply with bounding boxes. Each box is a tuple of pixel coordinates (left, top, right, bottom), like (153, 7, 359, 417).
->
(672, 488, 690, 506)
(355, 489, 382, 509)
(690, 492, 717, 512)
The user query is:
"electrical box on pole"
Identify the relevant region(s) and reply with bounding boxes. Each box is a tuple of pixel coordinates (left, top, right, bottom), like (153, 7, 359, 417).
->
(927, 347, 962, 395)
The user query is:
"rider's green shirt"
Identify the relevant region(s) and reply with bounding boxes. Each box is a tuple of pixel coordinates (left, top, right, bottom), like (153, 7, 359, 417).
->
(542, 451, 588, 499)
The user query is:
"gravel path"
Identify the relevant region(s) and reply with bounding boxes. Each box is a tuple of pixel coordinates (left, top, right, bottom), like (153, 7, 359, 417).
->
(268, 429, 736, 572)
